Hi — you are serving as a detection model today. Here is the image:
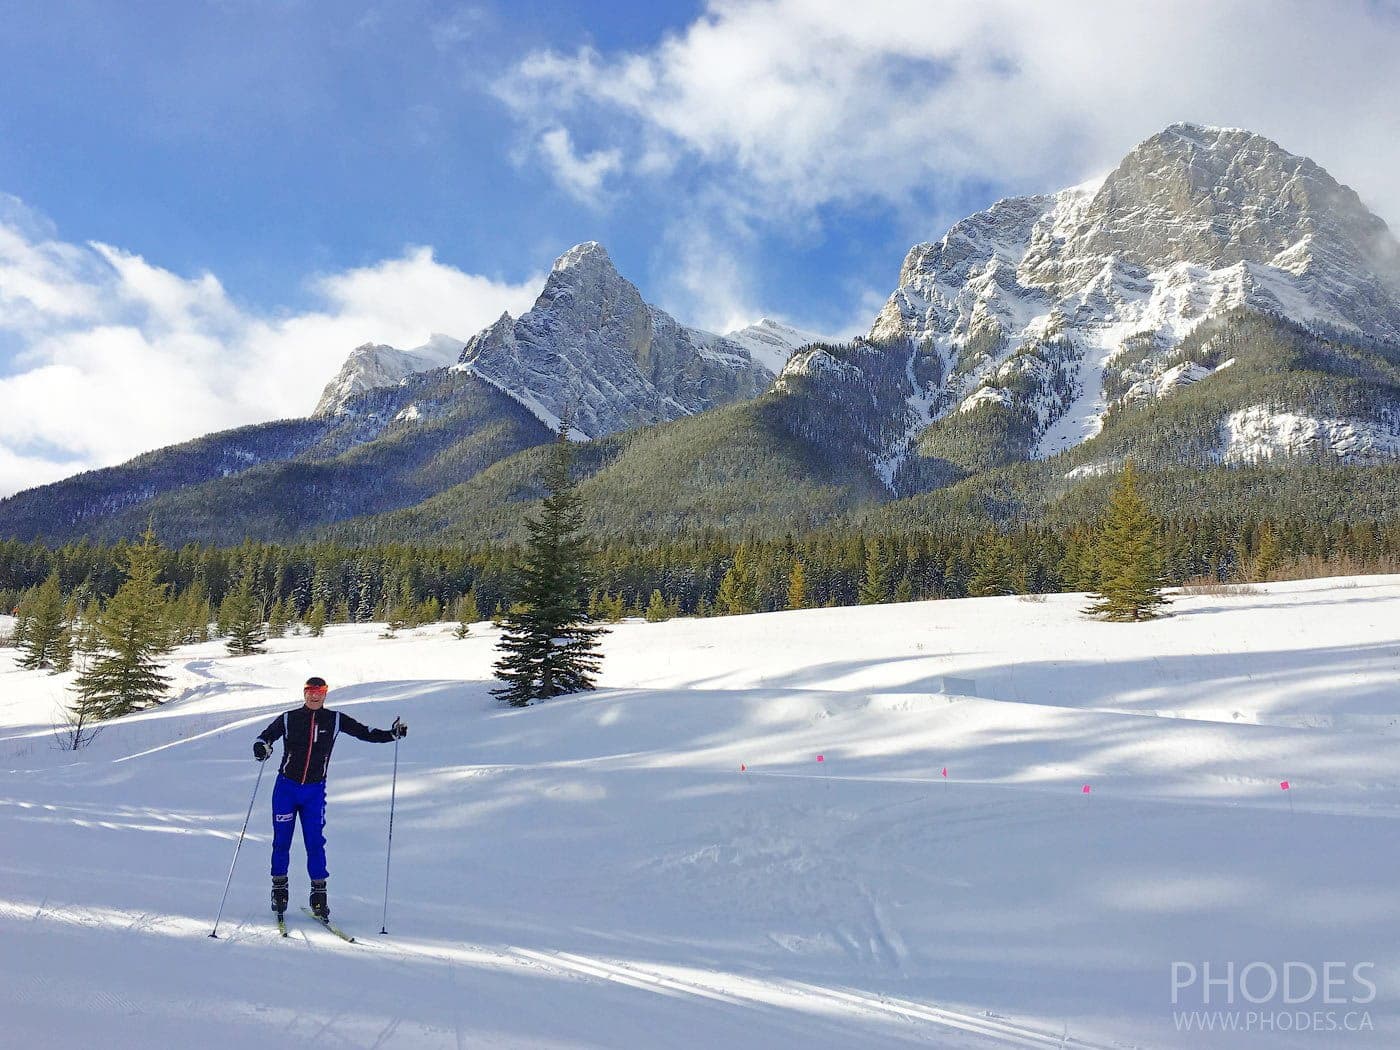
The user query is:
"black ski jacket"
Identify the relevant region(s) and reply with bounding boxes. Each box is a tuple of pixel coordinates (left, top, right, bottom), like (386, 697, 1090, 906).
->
(255, 707, 394, 784)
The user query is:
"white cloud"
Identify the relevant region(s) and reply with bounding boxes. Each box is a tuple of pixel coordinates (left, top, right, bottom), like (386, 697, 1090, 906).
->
(498, 0, 1400, 229)
(0, 199, 542, 497)
(537, 127, 624, 204)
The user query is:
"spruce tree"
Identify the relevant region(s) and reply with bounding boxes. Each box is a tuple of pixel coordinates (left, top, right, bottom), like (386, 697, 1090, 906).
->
(644, 589, 671, 622)
(1085, 460, 1170, 621)
(858, 540, 891, 604)
(223, 572, 267, 656)
(716, 547, 755, 615)
(786, 559, 808, 610)
(73, 530, 175, 720)
(266, 597, 291, 639)
(492, 425, 607, 706)
(17, 571, 69, 671)
(968, 536, 1015, 597)
(305, 600, 328, 638)
(452, 590, 480, 639)
(1251, 524, 1282, 582)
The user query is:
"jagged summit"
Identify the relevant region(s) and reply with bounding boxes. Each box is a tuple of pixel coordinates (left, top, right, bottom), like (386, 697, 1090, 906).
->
(314, 334, 464, 418)
(457, 243, 772, 438)
(552, 240, 612, 271)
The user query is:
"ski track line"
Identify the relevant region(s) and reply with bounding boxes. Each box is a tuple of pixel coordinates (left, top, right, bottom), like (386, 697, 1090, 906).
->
(508, 947, 1128, 1049)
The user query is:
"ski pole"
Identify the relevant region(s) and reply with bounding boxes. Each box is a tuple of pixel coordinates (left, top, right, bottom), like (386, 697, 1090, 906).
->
(210, 754, 268, 938)
(380, 719, 401, 935)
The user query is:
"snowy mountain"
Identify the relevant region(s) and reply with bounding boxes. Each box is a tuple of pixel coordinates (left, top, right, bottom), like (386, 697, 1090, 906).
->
(841, 123, 1400, 483)
(0, 242, 786, 543)
(2, 125, 1397, 546)
(313, 334, 464, 418)
(458, 242, 775, 438)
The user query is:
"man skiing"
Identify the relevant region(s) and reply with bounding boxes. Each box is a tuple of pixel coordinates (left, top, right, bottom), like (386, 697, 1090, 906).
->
(253, 676, 407, 921)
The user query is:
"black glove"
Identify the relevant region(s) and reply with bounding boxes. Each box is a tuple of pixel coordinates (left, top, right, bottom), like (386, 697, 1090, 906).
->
(391, 717, 408, 739)
(253, 739, 272, 762)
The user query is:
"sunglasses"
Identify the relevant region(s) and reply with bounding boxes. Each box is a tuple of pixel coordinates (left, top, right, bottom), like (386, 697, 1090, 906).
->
(303, 686, 328, 697)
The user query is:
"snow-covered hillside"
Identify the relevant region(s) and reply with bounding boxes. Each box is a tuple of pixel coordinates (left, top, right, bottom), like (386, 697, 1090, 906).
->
(4, 579, 1400, 1048)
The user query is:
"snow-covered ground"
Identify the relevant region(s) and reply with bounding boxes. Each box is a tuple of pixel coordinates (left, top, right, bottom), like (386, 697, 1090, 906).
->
(4, 577, 1400, 1048)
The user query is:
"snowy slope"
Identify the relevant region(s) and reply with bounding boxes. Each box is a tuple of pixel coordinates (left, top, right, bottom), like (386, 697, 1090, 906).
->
(4, 579, 1400, 1048)
(717, 318, 827, 375)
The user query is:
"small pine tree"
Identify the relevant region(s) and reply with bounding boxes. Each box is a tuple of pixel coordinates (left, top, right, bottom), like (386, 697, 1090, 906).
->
(17, 571, 68, 671)
(452, 590, 480, 639)
(968, 536, 1015, 597)
(716, 547, 756, 616)
(1251, 524, 1281, 583)
(492, 424, 607, 706)
(1085, 460, 1170, 621)
(644, 589, 671, 622)
(331, 598, 351, 624)
(858, 540, 891, 605)
(305, 600, 328, 638)
(599, 592, 627, 623)
(266, 597, 291, 639)
(223, 573, 267, 656)
(786, 559, 808, 610)
(894, 576, 914, 603)
(72, 529, 176, 720)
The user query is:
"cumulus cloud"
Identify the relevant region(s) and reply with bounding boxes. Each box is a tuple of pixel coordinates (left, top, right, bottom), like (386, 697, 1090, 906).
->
(498, 0, 1400, 229)
(0, 197, 542, 496)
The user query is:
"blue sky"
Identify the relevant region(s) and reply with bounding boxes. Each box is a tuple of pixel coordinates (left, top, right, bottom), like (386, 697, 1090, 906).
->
(2, 0, 1399, 494)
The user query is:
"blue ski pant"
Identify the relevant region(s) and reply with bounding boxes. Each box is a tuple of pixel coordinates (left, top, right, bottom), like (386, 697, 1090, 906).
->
(270, 774, 329, 880)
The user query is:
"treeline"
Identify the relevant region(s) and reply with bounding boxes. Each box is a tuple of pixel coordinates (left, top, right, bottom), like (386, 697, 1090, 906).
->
(3, 516, 1399, 628)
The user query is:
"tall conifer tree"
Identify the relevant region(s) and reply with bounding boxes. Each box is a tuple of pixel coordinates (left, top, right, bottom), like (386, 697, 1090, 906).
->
(73, 529, 175, 719)
(492, 423, 606, 706)
(17, 571, 69, 671)
(222, 570, 267, 656)
(1085, 460, 1170, 621)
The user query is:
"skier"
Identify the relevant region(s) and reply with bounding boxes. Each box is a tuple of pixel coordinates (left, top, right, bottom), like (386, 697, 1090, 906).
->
(253, 676, 407, 920)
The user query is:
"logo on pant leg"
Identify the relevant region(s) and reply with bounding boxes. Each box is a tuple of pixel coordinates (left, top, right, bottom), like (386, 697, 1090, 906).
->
(275, 812, 295, 822)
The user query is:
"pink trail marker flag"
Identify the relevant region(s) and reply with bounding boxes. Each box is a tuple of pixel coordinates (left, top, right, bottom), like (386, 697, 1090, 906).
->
(816, 755, 824, 763)
(1280, 780, 1290, 791)
(941, 767, 948, 778)
(740, 764, 746, 772)
(1082, 784, 1092, 795)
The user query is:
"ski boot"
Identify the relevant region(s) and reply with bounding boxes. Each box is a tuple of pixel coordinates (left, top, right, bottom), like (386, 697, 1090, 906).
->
(309, 879, 329, 920)
(271, 875, 289, 915)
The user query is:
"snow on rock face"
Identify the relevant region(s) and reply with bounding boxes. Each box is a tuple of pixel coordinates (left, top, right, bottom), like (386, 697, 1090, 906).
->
(458, 242, 773, 438)
(1223, 405, 1400, 463)
(313, 334, 464, 417)
(865, 123, 1400, 468)
(717, 318, 826, 374)
(1122, 361, 1213, 405)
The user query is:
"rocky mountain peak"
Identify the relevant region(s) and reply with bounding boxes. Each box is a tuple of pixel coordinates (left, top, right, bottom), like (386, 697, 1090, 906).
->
(457, 243, 772, 438)
(1064, 123, 1395, 279)
(858, 122, 1400, 482)
(552, 240, 613, 272)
